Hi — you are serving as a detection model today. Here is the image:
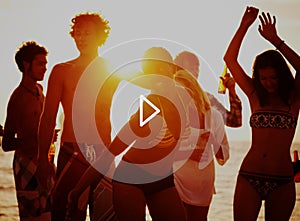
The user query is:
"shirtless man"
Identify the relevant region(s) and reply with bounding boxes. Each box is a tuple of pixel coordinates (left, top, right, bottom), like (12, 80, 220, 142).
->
(37, 12, 118, 220)
(2, 41, 51, 220)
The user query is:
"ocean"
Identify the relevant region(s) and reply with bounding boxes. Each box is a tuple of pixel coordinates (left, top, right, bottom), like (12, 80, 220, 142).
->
(0, 141, 299, 221)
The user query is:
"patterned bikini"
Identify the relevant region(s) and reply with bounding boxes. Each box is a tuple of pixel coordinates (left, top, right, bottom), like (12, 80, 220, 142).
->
(239, 111, 297, 200)
(249, 111, 297, 129)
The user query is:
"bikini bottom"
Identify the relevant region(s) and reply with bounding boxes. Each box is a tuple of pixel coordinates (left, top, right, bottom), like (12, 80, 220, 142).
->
(113, 161, 175, 196)
(238, 170, 294, 200)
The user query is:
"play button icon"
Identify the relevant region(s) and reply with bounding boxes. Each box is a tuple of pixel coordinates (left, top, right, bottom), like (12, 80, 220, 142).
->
(139, 95, 160, 127)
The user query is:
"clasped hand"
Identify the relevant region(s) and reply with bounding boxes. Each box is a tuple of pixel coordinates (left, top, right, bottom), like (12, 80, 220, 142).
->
(65, 189, 81, 221)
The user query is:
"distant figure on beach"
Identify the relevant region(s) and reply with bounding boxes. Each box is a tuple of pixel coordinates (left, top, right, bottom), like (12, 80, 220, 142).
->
(66, 47, 193, 221)
(0, 124, 3, 146)
(0, 124, 3, 136)
(0, 124, 4, 142)
(1, 41, 51, 220)
(224, 6, 300, 220)
(174, 51, 242, 128)
(0, 125, 3, 145)
(173, 56, 231, 221)
(37, 12, 118, 221)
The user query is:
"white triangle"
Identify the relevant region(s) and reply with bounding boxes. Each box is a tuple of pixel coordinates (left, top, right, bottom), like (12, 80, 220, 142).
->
(139, 95, 160, 127)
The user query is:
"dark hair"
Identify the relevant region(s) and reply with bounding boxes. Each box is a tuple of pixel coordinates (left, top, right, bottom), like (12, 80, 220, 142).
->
(69, 12, 110, 47)
(252, 50, 294, 107)
(15, 41, 48, 73)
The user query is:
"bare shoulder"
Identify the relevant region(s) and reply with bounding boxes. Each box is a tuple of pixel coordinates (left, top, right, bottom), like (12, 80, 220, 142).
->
(7, 88, 21, 108)
(48, 60, 76, 85)
(51, 60, 74, 75)
(7, 87, 30, 111)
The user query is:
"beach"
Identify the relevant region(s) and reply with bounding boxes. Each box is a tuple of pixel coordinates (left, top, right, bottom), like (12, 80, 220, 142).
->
(0, 140, 299, 221)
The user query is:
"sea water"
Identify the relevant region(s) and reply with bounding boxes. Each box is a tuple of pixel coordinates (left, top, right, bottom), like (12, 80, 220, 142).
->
(0, 141, 299, 221)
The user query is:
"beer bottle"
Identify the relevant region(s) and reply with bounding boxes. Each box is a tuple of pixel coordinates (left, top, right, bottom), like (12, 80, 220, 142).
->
(218, 64, 227, 94)
(48, 142, 55, 163)
(48, 129, 59, 163)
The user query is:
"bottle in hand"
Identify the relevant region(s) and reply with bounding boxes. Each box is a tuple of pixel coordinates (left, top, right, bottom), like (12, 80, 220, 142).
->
(48, 143, 56, 163)
(218, 64, 227, 94)
(48, 129, 60, 164)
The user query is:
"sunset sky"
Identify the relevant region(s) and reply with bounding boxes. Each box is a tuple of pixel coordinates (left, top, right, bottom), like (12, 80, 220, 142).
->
(0, 0, 300, 142)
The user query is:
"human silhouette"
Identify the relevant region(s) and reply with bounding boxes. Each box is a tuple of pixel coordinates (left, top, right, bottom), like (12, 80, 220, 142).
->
(173, 69, 230, 221)
(65, 47, 199, 221)
(224, 6, 300, 221)
(37, 12, 118, 221)
(2, 41, 51, 220)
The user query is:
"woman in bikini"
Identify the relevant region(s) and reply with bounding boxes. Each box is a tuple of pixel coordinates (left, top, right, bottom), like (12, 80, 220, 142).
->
(224, 6, 300, 221)
(65, 47, 200, 221)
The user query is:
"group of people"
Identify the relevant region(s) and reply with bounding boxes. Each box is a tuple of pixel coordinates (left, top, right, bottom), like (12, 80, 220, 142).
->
(0, 5, 299, 221)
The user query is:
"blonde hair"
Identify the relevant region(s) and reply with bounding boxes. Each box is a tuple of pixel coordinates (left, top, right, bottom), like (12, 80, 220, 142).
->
(174, 51, 200, 78)
(141, 47, 174, 77)
(174, 70, 210, 115)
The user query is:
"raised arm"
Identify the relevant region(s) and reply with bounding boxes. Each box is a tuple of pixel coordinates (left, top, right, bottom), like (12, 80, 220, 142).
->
(224, 6, 259, 97)
(258, 12, 300, 94)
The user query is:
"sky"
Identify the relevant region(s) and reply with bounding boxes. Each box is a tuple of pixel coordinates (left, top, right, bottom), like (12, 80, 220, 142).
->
(0, 0, 300, 142)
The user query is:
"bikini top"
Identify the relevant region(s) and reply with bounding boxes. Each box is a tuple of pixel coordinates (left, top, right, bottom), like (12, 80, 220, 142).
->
(250, 111, 297, 129)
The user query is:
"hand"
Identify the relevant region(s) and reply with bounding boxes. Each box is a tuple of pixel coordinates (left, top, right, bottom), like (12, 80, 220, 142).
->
(215, 147, 225, 165)
(65, 189, 80, 221)
(258, 12, 280, 44)
(240, 6, 259, 28)
(190, 131, 210, 162)
(196, 130, 210, 148)
(36, 161, 53, 190)
(52, 129, 60, 143)
(221, 73, 236, 92)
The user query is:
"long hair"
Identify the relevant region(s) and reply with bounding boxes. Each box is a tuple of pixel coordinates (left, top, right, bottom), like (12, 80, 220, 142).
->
(252, 50, 295, 107)
(174, 70, 210, 116)
(174, 51, 200, 78)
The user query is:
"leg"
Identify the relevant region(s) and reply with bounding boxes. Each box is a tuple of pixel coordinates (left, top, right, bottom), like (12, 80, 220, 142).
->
(146, 187, 187, 221)
(52, 150, 89, 221)
(90, 179, 118, 221)
(183, 202, 209, 221)
(13, 156, 51, 221)
(233, 175, 262, 221)
(265, 181, 295, 221)
(112, 181, 147, 221)
(20, 212, 51, 221)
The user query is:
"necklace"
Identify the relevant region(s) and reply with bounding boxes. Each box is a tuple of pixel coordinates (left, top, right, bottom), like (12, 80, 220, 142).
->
(20, 83, 40, 98)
